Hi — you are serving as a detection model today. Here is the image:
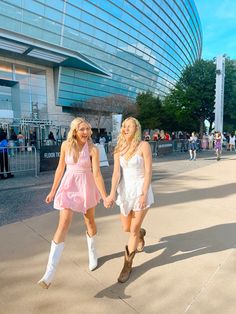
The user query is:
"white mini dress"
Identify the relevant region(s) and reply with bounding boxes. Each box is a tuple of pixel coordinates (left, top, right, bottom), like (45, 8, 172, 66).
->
(116, 151, 154, 216)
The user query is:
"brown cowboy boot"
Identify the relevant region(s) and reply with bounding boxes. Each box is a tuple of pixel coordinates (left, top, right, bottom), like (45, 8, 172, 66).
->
(137, 228, 146, 252)
(117, 245, 136, 283)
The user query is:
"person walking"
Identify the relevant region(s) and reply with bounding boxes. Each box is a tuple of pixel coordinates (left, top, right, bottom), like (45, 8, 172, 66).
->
(0, 129, 14, 179)
(229, 133, 235, 151)
(48, 131, 56, 145)
(188, 132, 198, 160)
(38, 117, 107, 289)
(106, 117, 154, 283)
(17, 131, 25, 152)
(208, 132, 214, 150)
(214, 131, 222, 161)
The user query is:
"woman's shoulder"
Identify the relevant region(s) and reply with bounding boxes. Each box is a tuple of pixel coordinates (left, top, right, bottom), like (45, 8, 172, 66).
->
(89, 142, 98, 155)
(139, 140, 152, 154)
(140, 140, 150, 149)
(60, 140, 69, 151)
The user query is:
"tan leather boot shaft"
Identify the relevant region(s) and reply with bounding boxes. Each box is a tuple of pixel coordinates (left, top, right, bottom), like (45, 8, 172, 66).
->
(137, 228, 146, 252)
(117, 245, 135, 283)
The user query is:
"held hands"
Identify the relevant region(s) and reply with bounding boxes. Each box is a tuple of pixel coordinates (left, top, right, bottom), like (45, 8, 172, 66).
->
(103, 195, 115, 208)
(45, 191, 55, 203)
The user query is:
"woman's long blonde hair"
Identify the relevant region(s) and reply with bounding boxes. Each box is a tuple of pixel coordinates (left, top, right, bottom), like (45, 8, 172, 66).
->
(66, 117, 93, 162)
(114, 117, 141, 159)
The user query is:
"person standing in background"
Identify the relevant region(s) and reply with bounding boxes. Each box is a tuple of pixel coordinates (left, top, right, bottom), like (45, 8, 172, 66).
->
(229, 133, 235, 151)
(188, 132, 198, 161)
(0, 129, 14, 179)
(17, 132, 25, 152)
(214, 131, 222, 161)
(208, 132, 214, 150)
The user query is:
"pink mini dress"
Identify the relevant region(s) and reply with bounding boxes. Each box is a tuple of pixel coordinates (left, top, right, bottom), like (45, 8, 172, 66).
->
(54, 142, 100, 213)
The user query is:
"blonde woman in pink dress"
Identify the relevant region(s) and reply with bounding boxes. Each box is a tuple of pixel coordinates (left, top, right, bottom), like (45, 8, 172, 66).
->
(106, 117, 154, 283)
(38, 117, 107, 289)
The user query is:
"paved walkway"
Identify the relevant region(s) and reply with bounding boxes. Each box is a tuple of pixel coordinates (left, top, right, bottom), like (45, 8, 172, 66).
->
(1, 152, 236, 313)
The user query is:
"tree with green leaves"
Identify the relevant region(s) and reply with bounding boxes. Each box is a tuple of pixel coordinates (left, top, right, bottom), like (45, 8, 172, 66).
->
(136, 90, 162, 130)
(168, 59, 216, 135)
(163, 57, 236, 133)
(162, 88, 199, 133)
(223, 58, 236, 131)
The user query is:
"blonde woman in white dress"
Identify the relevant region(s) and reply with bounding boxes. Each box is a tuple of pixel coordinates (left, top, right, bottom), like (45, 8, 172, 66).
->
(106, 117, 154, 283)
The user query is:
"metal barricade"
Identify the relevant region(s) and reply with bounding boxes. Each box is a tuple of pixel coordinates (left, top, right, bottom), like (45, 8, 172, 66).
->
(150, 140, 175, 158)
(0, 145, 38, 177)
(149, 141, 158, 159)
(172, 139, 189, 152)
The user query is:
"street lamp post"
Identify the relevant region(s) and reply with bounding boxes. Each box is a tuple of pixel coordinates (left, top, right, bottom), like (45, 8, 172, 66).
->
(214, 55, 225, 133)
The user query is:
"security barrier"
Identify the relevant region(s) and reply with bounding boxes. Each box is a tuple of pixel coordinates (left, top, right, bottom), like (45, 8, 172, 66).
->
(149, 140, 173, 158)
(172, 139, 203, 152)
(0, 146, 38, 177)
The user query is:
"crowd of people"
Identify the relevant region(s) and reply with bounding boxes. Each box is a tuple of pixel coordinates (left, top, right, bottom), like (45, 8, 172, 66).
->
(143, 129, 236, 152)
(141, 129, 236, 163)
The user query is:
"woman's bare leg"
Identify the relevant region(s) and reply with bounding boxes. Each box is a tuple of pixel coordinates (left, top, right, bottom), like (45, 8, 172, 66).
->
(53, 208, 73, 243)
(83, 207, 96, 236)
(127, 209, 149, 253)
(120, 211, 132, 232)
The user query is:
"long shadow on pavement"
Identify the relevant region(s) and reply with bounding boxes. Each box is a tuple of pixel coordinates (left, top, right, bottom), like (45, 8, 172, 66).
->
(157, 182, 236, 207)
(95, 223, 236, 299)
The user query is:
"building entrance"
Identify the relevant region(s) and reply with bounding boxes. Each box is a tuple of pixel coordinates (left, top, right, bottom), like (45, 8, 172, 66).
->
(0, 79, 20, 120)
(0, 60, 48, 121)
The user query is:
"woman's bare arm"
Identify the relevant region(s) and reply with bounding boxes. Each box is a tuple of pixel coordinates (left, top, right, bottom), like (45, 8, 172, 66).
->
(141, 141, 152, 197)
(45, 141, 66, 203)
(91, 146, 107, 201)
(109, 152, 120, 201)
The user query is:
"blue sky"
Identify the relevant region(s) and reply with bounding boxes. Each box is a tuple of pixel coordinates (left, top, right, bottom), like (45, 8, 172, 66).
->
(195, 0, 236, 60)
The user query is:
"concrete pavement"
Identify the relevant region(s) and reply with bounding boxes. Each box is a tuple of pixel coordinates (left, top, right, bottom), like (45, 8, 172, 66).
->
(1, 152, 236, 313)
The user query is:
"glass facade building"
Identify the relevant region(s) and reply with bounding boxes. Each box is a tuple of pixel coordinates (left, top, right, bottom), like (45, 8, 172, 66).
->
(0, 0, 202, 129)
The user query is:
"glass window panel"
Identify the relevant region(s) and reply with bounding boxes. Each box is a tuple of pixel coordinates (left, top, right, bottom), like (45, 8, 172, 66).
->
(80, 11, 94, 25)
(83, 1, 99, 15)
(64, 15, 80, 29)
(1, 1, 22, 20)
(60, 83, 73, 92)
(23, 0, 45, 15)
(101, 1, 122, 18)
(4, 0, 22, 5)
(44, 19, 61, 34)
(47, 0, 64, 11)
(21, 23, 44, 39)
(23, 11, 44, 27)
(0, 62, 13, 80)
(45, 7, 62, 23)
(15, 65, 29, 81)
(66, 3, 81, 17)
(67, 0, 84, 7)
(42, 30, 61, 44)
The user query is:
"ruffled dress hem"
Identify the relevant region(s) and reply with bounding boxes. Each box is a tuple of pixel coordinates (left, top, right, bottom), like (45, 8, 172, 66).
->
(54, 198, 100, 214)
(116, 188, 154, 216)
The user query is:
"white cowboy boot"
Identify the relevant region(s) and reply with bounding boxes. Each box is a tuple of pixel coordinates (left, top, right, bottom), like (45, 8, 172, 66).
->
(86, 232, 98, 271)
(38, 241, 64, 289)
